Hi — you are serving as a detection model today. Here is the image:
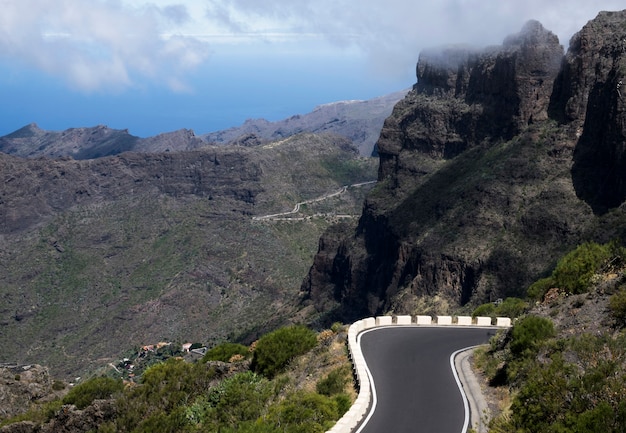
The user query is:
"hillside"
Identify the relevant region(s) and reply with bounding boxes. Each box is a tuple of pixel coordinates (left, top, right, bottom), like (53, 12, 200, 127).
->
(303, 13, 626, 324)
(201, 89, 408, 156)
(0, 133, 377, 379)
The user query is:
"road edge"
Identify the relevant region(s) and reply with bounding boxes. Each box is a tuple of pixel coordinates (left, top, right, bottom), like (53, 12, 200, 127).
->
(455, 347, 490, 433)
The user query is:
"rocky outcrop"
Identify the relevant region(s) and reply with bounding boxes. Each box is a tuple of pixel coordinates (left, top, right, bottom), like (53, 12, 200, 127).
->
(0, 364, 56, 420)
(304, 14, 626, 321)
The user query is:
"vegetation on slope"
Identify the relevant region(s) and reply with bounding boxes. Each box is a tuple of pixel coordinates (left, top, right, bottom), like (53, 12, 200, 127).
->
(0, 134, 377, 380)
(475, 240, 626, 432)
(0, 325, 354, 433)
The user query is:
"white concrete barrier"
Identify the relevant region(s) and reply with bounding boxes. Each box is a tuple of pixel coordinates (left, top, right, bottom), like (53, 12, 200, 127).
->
(416, 315, 432, 325)
(376, 316, 393, 326)
(476, 316, 492, 326)
(395, 315, 412, 325)
(496, 317, 512, 327)
(436, 315, 453, 325)
(363, 317, 376, 329)
(456, 316, 472, 326)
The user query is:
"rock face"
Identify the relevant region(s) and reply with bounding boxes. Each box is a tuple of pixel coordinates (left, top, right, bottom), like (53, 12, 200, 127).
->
(550, 11, 626, 213)
(303, 14, 626, 322)
(0, 364, 56, 420)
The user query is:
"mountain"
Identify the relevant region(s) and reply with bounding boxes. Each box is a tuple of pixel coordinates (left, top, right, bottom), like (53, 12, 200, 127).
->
(302, 13, 626, 324)
(0, 124, 206, 160)
(200, 90, 409, 156)
(0, 90, 407, 160)
(0, 133, 377, 379)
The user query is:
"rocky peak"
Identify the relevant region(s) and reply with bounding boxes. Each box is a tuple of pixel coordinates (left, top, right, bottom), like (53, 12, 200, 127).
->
(303, 14, 626, 323)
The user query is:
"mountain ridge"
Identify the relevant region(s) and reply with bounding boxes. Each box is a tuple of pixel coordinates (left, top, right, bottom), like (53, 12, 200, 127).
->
(303, 12, 626, 323)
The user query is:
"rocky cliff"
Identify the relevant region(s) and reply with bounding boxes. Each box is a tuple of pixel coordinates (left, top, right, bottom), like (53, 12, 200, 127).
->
(303, 12, 626, 322)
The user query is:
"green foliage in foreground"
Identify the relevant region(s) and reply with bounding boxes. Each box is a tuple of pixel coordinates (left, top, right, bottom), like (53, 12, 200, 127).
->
(528, 241, 625, 299)
(202, 342, 250, 363)
(62, 376, 124, 409)
(482, 319, 626, 433)
(609, 286, 626, 327)
(251, 325, 318, 378)
(472, 297, 528, 319)
(2, 325, 349, 433)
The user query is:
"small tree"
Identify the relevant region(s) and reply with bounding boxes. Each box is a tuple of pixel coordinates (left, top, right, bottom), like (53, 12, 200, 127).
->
(509, 315, 555, 356)
(251, 325, 317, 378)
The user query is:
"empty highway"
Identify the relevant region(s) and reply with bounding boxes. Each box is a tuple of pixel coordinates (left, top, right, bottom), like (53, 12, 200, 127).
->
(357, 326, 496, 433)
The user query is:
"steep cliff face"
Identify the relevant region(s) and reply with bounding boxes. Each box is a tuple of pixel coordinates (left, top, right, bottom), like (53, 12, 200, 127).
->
(550, 11, 626, 214)
(303, 14, 626, 322)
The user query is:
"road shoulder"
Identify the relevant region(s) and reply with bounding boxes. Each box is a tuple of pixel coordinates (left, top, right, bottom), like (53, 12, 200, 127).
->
(455, 348, 490, 433)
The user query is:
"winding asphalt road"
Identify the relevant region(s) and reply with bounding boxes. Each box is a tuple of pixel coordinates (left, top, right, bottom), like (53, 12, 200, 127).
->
(357, 326, 496, 433)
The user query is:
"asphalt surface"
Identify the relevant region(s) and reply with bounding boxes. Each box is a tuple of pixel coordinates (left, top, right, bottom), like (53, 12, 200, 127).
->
(357, 327, 496, 433)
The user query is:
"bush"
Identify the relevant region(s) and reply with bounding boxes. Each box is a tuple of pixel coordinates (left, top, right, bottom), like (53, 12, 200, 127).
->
(527, 276, 554, 301)
(472, 303, 496, 318)
(316, 366, 350, 396)
(509, 316, 555, 356)
(527, 242, 618, 299)
(266, 391, 339, 432)
(202, 342, 250, 363)
(609, 287, 626, 327)
(496, 297, 528, 318)
(62, 377, 124, 409)
(552, 242, 611, 294)
(251, 325, 317, 378)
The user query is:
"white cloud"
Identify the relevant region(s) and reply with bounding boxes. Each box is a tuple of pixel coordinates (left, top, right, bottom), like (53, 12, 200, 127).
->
(0, 0, 210, 92)
(1, 0, 624, 92)
(201, 0, 626, 78)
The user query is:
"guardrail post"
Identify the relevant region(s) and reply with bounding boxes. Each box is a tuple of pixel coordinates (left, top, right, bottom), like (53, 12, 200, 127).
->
(456, 316, 472, 326)
(376, 316, 393, 326)
(416, 315, 432, 325)
(476, 316, 492, 326)
(395, 315, 412, 325)
(496, 317, 512, 327)
(436, 315, 453, 325)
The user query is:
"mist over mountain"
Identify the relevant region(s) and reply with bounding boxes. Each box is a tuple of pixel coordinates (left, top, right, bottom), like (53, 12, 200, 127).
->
(303, 12, 626, 323)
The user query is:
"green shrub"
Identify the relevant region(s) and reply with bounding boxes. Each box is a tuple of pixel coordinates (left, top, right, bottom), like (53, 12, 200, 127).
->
(527, 242, 620, 299)
(609, 287, 626, 326)
(202, 342, 250, 363)
(266, 391, 339, 432)
(251, 325, 317, 378)
(552, 242, 611, 294)
(316, 366, 350, 396)
(496, 297, 528, 318)
(62, 377, 124, 409)
(473, 298, 528, 319)
(472, 303, 496, 318)
(527, 276, 554, 300)
(509, 316, 555, 356)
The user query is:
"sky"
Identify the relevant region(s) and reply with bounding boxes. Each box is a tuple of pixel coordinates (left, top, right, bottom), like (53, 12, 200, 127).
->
(1, 1, 625, 138)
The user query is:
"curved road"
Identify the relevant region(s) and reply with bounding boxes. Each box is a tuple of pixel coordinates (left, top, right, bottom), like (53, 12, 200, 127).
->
(357, 326, 496, 433)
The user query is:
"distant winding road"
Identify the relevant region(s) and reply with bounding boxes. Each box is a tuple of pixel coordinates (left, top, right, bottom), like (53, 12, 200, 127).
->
(357, 327, 496, 433)
(252, 181, 376, 221)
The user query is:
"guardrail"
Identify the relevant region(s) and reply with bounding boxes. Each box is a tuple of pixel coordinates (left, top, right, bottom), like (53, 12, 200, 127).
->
(326, 314, 512, 433)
